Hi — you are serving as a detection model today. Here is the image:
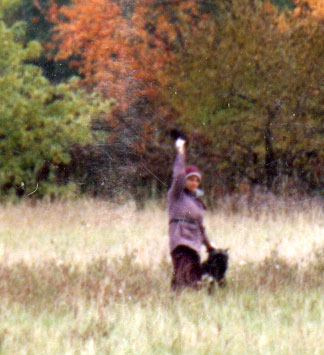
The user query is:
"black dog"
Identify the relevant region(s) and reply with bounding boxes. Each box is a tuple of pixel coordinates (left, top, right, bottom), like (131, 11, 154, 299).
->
(201, 248, 229, 292)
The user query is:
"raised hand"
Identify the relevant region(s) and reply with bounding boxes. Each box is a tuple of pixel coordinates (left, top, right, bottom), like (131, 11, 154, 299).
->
(175, 137, 186, 154)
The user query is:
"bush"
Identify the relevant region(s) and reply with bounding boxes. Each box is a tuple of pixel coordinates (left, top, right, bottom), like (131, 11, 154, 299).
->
(0, 11, 113, 199)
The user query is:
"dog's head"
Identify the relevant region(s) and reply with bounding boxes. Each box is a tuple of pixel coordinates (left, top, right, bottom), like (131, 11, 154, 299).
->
(202, 248, 229, 282)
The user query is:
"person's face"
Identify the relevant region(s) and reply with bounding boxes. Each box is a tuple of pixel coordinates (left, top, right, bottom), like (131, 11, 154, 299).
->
(185, 175, 200, 193)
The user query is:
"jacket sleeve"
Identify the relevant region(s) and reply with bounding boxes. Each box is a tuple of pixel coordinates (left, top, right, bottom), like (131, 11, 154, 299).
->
(169, 151, 186, 199)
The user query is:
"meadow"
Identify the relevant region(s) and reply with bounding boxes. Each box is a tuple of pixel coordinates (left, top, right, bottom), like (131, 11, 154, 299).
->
(1, 196, 324, 354)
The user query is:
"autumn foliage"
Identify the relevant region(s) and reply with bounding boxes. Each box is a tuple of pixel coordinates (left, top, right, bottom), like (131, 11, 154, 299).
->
(295, 0, 324, 18)
(2, 0, 324, 200)
(44, 0, 324, 200)
(48, 0, 201, 109)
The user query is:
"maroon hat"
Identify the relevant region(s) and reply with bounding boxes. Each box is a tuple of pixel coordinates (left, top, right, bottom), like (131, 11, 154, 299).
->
(185, 165, 202, 181)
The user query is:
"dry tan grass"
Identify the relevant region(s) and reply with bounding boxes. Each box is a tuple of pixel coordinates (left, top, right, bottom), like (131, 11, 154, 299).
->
(1, 196, 324, 268)
(1, 197, 324, 354)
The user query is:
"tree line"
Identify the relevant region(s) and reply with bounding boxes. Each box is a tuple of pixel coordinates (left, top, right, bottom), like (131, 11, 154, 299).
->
(0, 0, 323, 204)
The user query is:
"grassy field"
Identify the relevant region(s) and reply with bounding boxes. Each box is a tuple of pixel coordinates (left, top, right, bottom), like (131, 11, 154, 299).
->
(1, 197, 324, 354)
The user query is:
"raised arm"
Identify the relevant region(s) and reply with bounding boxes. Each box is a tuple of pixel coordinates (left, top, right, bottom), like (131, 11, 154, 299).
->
(169, 138, 186, 199)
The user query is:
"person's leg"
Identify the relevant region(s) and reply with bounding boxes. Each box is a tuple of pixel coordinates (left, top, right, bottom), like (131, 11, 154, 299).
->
(171, 246, 202, 291)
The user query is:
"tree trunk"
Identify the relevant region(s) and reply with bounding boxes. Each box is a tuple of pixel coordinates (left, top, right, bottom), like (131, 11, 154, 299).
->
(264, 113, 277, 190)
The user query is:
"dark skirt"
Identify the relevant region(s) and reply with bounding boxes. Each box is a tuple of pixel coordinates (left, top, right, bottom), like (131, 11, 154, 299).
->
(171, 245, 202, 291)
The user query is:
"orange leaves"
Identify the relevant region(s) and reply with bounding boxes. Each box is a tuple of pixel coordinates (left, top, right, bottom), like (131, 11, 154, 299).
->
(302, 0, 324, 17)
(262, 1, 275, 15)
(47, 0, 59, 23)
(31, 17, 40, 24)
(294, 0, 324, 19)
(48, 0, 204, 110)
(49, 0, 135, 107)
(276, 15, 289, 33)
(51, 0, 123, 56)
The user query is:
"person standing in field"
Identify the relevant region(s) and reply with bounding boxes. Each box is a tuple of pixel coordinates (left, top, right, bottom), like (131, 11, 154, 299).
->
(168, 136, 216, 291)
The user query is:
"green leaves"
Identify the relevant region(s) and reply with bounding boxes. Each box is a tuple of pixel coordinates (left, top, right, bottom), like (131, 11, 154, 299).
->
(0, 19, 113, 198)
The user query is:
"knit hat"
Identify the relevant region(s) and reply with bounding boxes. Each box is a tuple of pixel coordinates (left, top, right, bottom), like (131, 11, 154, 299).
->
(185, 165, 202, 181)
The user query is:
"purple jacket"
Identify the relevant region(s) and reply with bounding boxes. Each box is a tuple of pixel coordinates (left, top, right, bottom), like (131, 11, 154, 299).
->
(167, 152, 211, 255)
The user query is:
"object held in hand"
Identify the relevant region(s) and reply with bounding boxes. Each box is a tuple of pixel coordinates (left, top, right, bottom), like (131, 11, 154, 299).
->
(170, 128, 188, 142)
(175, 138, 186, 153)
